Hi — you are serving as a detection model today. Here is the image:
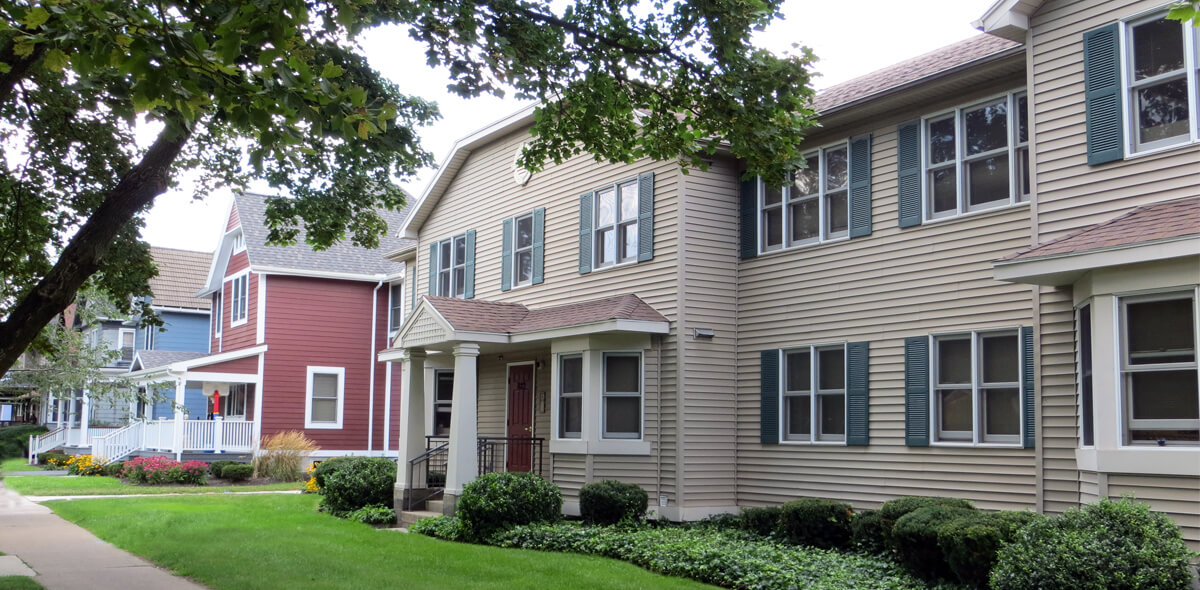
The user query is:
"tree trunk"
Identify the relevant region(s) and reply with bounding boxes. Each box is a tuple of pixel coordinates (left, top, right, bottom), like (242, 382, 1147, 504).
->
(0, 125, 192, 377)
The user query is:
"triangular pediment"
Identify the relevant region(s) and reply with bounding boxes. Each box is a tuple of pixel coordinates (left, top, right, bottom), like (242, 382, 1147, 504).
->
(395, 298, 455, 349)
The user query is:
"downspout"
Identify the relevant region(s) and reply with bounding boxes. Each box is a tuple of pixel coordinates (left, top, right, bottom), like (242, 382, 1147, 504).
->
(368, 279, 384, 453)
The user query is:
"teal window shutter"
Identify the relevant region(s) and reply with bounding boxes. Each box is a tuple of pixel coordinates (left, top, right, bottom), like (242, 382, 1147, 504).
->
(578, 192, 594, 274)
(846, 341, 870, 446)
(637, 172, 655, 262)
(1021, 326, 1036, 449)
(760, 349, 780, 445)
(500, 219, 514, 292)
(904, 336, 930, 447)
(848, 135, 873, 238)
(427, 243, 437, 296)
(463, 230, 476, 299)
(739, 174, 758, 259)
(897, 121, 923, 228)
(1084, 24, 1124, 166)
(532, 207, 545, 284)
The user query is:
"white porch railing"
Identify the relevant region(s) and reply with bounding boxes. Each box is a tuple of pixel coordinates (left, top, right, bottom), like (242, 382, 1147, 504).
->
(182, 419, 255, 453)
(91, 422, 144, 463)
(63, 427, 119, 447)
(143, 419, 175, 450)
(28, 427, 66, 464)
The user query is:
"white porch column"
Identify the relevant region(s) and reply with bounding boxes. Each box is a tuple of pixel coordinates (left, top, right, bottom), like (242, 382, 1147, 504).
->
(79, 390, 91, 447)
(394, 350, 427, 493)
(172, 378, 186, 460)
(55, 396, 64, 428)
(213, 415, 224, 453)
(444, 343, 479, 513)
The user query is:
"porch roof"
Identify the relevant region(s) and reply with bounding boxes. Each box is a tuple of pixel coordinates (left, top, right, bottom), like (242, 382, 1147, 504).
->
(127, 345, 266, 384)
(129, 350, 208, 372)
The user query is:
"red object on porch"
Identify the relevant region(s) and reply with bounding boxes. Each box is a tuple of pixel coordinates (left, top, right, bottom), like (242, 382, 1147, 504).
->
(212, 390, 221, 416)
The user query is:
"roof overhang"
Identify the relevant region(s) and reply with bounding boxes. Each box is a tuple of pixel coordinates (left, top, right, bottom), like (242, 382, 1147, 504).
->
(196, 221, 241, 297)
(250, 266, 402, 283)
(973, 0, 1045, 41)
(399, 105, 538, 239)
(993, 236, 1200, 286)
(128, 344, 267, 384)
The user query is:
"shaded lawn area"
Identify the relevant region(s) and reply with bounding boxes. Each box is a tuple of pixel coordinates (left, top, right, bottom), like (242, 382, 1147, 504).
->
(4, 475, 302, 496)
(0, 577, 43, 590)
(46, 495, 711, 590)
(0, 459, 41, 473)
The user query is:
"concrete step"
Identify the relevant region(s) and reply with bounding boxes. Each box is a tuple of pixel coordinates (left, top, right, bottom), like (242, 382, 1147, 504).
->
(399, 510, 441, 528)
(425, 499, 444, 513)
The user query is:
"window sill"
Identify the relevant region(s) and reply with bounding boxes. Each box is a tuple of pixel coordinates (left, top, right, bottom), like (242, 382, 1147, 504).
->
(757, 234, 851, 259)
(929, 441, 1025, 449)
(1076, 447, 1200, 477)
(922, 199, 1030, 226)
(304, 422, 343, 430)
(780, 440, 846, 446)
(589, 258, 640, 275)
(230, 318, 249, 329)
(1124, 137, 1200, 161)
(549, 438, 651, 456)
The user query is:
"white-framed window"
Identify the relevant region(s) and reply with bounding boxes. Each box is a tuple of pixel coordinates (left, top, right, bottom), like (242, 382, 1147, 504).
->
(782, 345, 846, 443)
(922, 91, 1030, 220)
(231, 230, 246, 254)
(228, 273, 249, 326)
(433, 370, 453, 436)
(932, 330, 1022, 444)
(388, 282, 404, 333)
(558, 354, 583, 439)
(213, 291, 223, 337)
(305, 366, 344, 429)
(593, 179, 640, 269)
(220, 384, 253, 418)
(510, 211, 536, 287)
(117, 328, 136, 363)
(602, 352, 642, 439)
(1118, 292, 1198, 445)
(760, 144, 849, 253)
(1123, 14, 1199, 154)
(434, 234, 468, 298)
(1077, 303, 1095, 447)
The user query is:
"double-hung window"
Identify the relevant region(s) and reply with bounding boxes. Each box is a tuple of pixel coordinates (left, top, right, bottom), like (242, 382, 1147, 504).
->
(231, 231, 246, 254)
(306, 367, 344, 428)
(213, 291, 223, 337)
(602, 353, 641, 438)
(512, 212, 535, 287)
(1119, 293, 1198, 445)
(933, 331, 1021, 444)
(595, 180, 640, 268)
(1125, 15, 1198, 153)
(436, 234, 468, 298)
(229, 274, 248, 325)
(783, 345, 846, 442)
(761, 145, 849, 252)
(388, 283, 404, 332)
(117, 328, 135, 363)
(558, 355, 583, 439)
(923, 92, 1029, 220)
(222, 384, 252, 418)
(434, 370, 454, 436)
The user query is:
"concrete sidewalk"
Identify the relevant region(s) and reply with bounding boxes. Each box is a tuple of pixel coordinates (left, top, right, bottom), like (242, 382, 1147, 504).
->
(0, 481, 206, 589)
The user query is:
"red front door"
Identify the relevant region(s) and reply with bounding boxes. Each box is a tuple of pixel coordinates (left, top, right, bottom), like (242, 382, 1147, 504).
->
(506, 364, 534, 472)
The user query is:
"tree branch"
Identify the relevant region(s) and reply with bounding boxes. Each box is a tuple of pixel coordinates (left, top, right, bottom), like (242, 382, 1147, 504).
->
(0, 39, 47, 105)
(0, 123, 192, 377)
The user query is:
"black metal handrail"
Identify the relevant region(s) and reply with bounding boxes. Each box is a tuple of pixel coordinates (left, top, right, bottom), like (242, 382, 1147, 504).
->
(477, 436, 544, 477)
(403, 435, 545, 511)
(404, 439, 449, 511)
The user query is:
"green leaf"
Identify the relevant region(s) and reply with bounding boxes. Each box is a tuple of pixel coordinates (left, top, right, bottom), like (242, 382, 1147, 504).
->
(0, 62, 11, 74)
(43, 48, 69, 73)
(12, 39, 36, 58)
(320, 62, 344, 79)
(22, 6, 50, 29)
(347, 86, 367, 107)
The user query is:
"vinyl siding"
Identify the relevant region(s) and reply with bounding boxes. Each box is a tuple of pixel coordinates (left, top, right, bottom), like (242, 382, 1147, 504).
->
(414, 127, 682, 505)
(475, 351, 552, 479)
(1029, 0, 1200, 535)
(736, 77, 1039, 512)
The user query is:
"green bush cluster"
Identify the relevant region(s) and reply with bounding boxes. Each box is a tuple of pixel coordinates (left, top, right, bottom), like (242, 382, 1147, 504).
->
(346, 504, 396, 526)
(492, 522, 924, 590)
(208, 460, 239, 477)
(220, 463, 253, 482)
(456, 472, 562, 542)
(851, 510, 889, 554)
(102, 461, 125, 477)
(737, 506, 781, 538)
(937, 510, 1043, 588)
(579, 480, 647, 526)
(991, 497, 1197, 590)
(891, 505, 978, 581)
(778, 497, 854, 550)
(316, 457, 396, 516)
(409, 515, 467, 542)
(37, 451, 68, 467)
(0, 425, 47, 458)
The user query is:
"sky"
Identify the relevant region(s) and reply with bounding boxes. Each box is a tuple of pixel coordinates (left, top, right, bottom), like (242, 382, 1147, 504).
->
(139, 0, 998, 253)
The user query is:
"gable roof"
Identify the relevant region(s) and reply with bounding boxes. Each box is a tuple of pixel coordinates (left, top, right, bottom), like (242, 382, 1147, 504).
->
(130, 349, 209, 372)
(812, 34, 1023, 115)
(405, 293, 669, 341)
(148, 247, 212, 311)
(1004, 197, 1200, 262)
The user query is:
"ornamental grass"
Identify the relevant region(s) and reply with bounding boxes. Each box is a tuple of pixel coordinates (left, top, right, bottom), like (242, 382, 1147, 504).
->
(253, 431, 319, 482)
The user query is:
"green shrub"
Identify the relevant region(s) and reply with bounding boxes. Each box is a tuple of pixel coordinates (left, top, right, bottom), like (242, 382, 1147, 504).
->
(579, 480, 648, 525)
(209, 460, 238, 477)
(494, 522, 926, 590)
(220, 463, 254, 482)
(318, 457, 396, 515)
(427, 470, 445, 487)
(0, 425, 48, 459)
(991, 497, 1197, 590)
(102, 461, 125, 477)
(456, 472, 562, 541)
(410, 515, 467, 542)
(936, 510, 1043, 588)
(878, 496, 975, 545)
(851, 509, 889, 554)
(346, 504, 396, 526)
(777, 497, 854, 550)
(738, 506, 782, 538)
(891, 505, 977, 581)
(37, 451, 68, 467)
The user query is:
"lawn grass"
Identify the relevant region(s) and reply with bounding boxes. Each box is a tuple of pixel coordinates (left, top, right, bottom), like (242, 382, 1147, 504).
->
(4, 475, 302, 496)
(46, 495, 711, 590)
(0, 459, 41, 473)
(0, 577, 42, 590)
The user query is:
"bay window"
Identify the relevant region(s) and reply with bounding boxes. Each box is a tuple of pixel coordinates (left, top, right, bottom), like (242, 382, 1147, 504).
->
(558, 355, 582, 439)
(1120, 293, 1199, 445)
(602, 353, 642, 438)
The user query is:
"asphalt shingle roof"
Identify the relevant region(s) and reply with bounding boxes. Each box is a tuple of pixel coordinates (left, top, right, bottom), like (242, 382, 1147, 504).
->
(1006, 197, 1200, 261)
(235, 192, 414, 277)
(812, 34, 1022, 113)
(149, 247, 212, 311)
(423, 294, 668, 334)
(132, 350, 208, 371)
